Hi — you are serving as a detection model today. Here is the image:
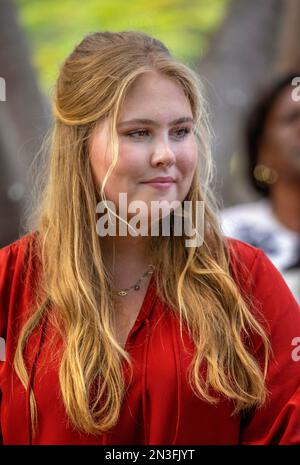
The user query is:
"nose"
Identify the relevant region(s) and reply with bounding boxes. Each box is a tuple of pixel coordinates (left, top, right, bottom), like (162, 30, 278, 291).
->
(150, 137, 176, 167)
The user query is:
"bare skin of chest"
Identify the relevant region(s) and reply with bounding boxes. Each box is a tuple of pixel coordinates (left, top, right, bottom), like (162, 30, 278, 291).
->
(112, 285, 149, 349)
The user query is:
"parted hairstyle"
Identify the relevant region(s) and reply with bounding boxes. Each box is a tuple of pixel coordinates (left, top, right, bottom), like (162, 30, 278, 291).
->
(14, 31, 270, 438)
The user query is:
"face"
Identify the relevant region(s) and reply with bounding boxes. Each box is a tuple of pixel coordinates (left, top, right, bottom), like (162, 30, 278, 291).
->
(258, 85, 300, 183)
(89, 71, 198, 225)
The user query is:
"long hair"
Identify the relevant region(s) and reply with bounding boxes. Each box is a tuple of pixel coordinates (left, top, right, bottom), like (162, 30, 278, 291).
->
(14, 31, 270, 438)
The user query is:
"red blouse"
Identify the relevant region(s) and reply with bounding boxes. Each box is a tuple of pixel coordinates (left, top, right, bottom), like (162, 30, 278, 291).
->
(0, 232, 300, 445)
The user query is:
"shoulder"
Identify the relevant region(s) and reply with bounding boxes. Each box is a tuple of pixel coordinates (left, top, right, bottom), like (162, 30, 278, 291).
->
(0, 231, 38, 262)
(220, 200, 273, 239)
(0, 231, 40, 339)
(225, 235, 299, 325)
(225, 234, 293, 296)
(221, 199, 270, 222)
(0, 231, 39, 286)
(225, 235, 262, 283)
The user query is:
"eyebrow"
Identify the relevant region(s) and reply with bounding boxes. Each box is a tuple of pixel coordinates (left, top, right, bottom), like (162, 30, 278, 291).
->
(117, 117, 194, 127)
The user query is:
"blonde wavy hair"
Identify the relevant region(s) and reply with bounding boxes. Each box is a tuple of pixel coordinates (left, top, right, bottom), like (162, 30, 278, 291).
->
(14, 31, 270, 438)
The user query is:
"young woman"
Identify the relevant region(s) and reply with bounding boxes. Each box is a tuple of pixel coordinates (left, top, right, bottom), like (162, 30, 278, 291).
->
(0, 31, 300, 445)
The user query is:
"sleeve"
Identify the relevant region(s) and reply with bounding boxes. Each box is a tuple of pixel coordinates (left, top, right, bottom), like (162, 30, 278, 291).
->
(0, 243, 16, 445)
(0, 243, 17, 342)
(240, 249, 300, 445)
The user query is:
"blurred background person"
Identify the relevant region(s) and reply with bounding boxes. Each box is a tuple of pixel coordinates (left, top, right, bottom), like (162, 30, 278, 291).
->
(221, 73, 300, 302)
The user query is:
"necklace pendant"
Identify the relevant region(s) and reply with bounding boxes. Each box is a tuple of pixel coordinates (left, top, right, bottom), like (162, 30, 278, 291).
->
(134, 284, 140, 291)
(118, 290, 128, 296)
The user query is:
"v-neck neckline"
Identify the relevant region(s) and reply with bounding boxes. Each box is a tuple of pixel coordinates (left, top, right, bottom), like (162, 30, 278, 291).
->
(124, 273, 157, 350)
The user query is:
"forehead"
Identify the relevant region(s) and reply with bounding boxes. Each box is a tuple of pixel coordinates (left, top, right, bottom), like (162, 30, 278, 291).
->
(118, 72, 193, 121)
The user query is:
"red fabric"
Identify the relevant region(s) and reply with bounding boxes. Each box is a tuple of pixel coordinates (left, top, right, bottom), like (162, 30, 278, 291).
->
(0, 232, 300, 445)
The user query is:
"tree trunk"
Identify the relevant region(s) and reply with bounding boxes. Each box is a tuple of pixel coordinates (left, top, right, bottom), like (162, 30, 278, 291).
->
(0, 0, 51, 246)
(275, 0, 300, 72)
(197, 0, 285, 207)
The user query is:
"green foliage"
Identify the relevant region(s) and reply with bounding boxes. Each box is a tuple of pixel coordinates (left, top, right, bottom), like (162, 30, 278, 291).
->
(15, 0, 229, 93)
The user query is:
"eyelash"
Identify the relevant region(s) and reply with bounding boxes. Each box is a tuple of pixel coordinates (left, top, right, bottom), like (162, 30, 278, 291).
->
(125, 127, 191, 139)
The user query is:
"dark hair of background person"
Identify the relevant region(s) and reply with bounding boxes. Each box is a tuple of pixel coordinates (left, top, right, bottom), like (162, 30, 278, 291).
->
(245, 72, 300, 197)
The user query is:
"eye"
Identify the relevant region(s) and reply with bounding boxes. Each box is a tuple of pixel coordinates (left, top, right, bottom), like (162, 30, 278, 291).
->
(173, 127, 191, 138)
(125, 127, 191, 139)
(126, 129, 149, 138)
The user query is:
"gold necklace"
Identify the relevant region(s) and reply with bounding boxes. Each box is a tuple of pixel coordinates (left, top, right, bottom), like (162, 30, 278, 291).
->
(112, 264, 155, 297)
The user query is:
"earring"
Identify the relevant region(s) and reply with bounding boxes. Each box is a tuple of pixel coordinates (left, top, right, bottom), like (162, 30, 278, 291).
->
(253, 164, 278, 184)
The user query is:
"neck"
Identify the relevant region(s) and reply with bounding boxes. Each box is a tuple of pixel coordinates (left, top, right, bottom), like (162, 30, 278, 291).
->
(270, 181, 300, 233)
(100, 234, 153, 290)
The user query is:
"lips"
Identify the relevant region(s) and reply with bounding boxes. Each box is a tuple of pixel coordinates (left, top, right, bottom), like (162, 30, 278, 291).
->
(142, 176, 175, 183)
(141, 177, 175, 191)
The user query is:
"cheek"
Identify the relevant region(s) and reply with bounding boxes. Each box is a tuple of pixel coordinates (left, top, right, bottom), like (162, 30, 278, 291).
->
(178, 144, 198, 175)
(265, 129, 292, 169)
(89, 141, 130, 188)
(89, 139, 110, 186)
(267, 122, 298, 151)
(107, 145, 149, 186)
(90, 157, 104, 187)
(272, 128, 289, 147)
